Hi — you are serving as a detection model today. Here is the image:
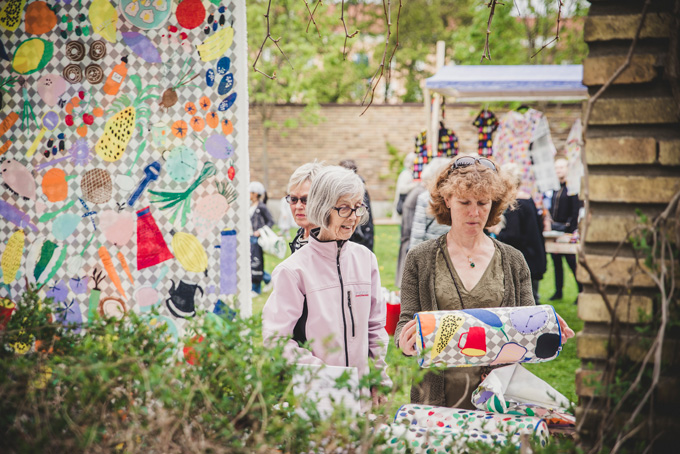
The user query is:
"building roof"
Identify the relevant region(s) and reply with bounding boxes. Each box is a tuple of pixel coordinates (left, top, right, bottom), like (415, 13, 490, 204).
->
(425, 64, 587, 101)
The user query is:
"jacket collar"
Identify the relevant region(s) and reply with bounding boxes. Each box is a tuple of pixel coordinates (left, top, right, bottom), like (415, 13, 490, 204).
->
(309, 228, 347, 259)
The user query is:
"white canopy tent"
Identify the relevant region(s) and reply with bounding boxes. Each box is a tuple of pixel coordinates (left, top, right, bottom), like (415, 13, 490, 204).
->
(424, 64, 588, 102)
(422, 63, 588, 152)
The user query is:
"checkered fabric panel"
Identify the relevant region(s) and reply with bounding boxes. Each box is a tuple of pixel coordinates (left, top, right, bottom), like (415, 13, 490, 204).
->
(1, 1, 251, 340)
(416, 306, 561, 368)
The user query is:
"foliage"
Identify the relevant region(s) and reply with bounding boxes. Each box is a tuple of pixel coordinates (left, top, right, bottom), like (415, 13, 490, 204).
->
(246, 1, 589, 105)
(0, 286, 395, 453)
(247, 0, 375, 106)
(379, 0, 589, 102)
(0, 283, 585, 453)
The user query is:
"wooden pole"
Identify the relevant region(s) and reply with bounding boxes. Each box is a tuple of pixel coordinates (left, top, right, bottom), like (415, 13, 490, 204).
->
(430, 41, 446, 158)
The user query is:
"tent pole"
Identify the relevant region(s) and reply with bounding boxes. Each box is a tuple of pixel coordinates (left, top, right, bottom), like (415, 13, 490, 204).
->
(430, 41, 446, 158)
(423, 85, 431, 145)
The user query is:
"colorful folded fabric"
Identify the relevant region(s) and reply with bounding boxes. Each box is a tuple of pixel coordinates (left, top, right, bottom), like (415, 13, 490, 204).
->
(472, 364, 576, 432)
(415, 305, 562, 368)
(382, 404, 549, 451)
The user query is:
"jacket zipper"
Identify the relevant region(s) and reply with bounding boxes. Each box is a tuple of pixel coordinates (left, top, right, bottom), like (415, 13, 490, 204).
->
(347, 291, 355, 337)
(337, 248, 349, 367)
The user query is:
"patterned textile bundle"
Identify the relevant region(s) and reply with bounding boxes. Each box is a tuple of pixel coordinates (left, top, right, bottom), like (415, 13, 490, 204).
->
(472, 364, 576, 432)
(415, 305, 562, 368)
(378, 404, 549, 452)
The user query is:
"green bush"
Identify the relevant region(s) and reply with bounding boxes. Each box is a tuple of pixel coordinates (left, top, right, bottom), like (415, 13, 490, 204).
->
(1, 285, 581, 453)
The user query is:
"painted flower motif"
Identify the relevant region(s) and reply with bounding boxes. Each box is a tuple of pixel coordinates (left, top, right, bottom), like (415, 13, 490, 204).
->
(172, 120, 188, 138)
(46, 280, 69, 303)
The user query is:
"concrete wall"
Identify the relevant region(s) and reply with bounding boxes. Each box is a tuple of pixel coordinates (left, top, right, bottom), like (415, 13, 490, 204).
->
(249, 102, 582, 208)
(577, 1, 680, 451)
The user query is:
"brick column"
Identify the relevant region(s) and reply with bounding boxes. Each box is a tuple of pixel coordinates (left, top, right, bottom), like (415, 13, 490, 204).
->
(576, 1, 680, 451)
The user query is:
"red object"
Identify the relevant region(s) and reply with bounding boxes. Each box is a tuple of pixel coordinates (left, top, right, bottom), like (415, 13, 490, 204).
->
(136, 206, 174, 270)
(0, 299, 16, 330)
(458, 326, 487, 357)
(65, 114, 74, 126)
(176, 0, 206, 30)
(183, 335, 205, 365)
(385, 302, 400, 336)
(82, 113, 94, 125)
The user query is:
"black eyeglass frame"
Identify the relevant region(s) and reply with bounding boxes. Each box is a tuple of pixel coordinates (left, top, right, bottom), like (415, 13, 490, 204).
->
(450, 156, 497, 173)
(285, 195, 308, 205)
(332, 204, 368, 218)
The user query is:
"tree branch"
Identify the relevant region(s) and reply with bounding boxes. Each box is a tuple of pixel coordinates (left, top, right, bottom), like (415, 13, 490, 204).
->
(361, 0, 402, 115)
(303, 0, 322, 37)
(340, 0, 359, 58)
(481, 0, 501, 62)
(253, 0, 294, 80)
(531, 0, 563, 59)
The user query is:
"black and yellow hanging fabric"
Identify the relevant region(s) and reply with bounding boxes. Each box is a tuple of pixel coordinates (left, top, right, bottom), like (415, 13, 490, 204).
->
(473, 109, 498, 157)
(412, 123, 459, 180)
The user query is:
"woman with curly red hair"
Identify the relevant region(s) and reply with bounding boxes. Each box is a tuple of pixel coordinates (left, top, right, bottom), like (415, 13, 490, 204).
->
(394, 156, 574, 409)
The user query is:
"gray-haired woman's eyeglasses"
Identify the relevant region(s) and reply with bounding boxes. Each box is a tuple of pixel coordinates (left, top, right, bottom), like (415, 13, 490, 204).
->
(332, 204, 367, 218)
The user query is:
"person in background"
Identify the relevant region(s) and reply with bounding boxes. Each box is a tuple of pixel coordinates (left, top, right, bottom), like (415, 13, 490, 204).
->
(395, 171, 428, 288)
(339, 159, 374, 251)
(393, 154, 418, 219)
(395, 156, 574, 408)
(263, 166, 391, 407)
(408, 157, 452, 250)
(488, 163, 547, 304)
(546, 157, 583, 301)
(277, 196, 295, 239)
(286, 161, 323, 253)
(249, 181, 274, 296)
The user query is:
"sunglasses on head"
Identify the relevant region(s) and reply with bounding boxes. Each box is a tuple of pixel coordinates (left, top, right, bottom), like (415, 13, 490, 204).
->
(285, 195, 307, 205)
(450, 156, 497, 173)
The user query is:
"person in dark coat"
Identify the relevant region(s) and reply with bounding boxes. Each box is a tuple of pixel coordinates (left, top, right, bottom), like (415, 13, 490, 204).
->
(547, 158, 583, 300)
(249, 181, 274, 295)
(339, 159, 374, 251)
(489, 163, 546, 304)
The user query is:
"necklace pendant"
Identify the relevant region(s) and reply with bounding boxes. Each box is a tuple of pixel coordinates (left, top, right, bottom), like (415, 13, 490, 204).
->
(470, 262, 475, 268)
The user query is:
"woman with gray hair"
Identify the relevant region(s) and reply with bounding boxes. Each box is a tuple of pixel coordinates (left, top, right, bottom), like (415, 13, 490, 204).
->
(285, 161, 323, 253)
(263, 165, 392, 406)
(408, 157, 453, 250)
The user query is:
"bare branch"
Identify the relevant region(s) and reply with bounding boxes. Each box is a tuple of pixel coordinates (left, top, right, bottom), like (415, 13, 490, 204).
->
(303, 0, 322, 37)
(531, 0, 563, 59)
(253, 0, 294, 79)
(340, 0, 359, 58)
(360, 0, 402, 116)
(481, 0, 502, 62)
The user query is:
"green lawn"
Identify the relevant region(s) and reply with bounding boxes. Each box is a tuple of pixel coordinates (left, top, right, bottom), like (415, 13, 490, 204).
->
(253, 224, 583, 409)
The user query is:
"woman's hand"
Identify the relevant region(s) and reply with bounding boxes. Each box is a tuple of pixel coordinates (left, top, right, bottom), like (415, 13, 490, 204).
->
(398, 319, 418, 356)
(556, 314, 575, 343)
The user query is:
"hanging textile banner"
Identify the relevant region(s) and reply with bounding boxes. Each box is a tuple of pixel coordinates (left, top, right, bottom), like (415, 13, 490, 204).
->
(0, 1, 252, 342)
(415, 305, 562, 368)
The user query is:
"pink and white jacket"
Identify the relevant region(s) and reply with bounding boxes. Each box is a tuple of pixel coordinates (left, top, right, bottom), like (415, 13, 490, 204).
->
(262, 231, 392, 388)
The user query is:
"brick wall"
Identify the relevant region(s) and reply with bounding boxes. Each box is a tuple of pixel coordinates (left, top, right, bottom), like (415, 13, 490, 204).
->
(577, 0, 680, 451)
(249, 103, 582, 202)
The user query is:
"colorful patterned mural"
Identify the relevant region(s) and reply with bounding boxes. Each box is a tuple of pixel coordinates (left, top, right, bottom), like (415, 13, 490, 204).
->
(0, 0, 251, 341)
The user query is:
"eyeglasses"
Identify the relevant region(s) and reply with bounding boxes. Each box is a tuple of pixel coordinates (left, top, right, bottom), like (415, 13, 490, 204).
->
(450, 156, 497, 173)
(285, 195, 307, 205)
(332, 204, 367, 218)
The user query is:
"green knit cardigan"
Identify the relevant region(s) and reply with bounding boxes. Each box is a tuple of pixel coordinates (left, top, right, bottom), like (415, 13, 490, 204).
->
(394, 234, 535, 406)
